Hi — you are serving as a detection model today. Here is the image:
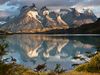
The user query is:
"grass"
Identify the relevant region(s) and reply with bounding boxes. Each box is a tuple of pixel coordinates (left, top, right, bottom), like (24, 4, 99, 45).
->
(61, 71, 100, 75)
(0, 62, 100, 75)
(75, 53, 100, 73)
(0, 63, 30, 75)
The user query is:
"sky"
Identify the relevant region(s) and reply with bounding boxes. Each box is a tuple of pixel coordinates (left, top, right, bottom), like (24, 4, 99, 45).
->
(0, 0, 100, 18)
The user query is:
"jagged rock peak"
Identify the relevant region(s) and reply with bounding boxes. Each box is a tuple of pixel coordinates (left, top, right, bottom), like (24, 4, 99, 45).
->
(41, 6, 48, 11)
(83, 9, 94, 15)
(20, 3, 37, 15)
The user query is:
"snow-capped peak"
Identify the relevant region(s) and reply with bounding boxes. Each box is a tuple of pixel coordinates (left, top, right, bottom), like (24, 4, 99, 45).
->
(43, 10, 49, 16)
(83, 9, 94, 15)
(27, 10, 40, 23)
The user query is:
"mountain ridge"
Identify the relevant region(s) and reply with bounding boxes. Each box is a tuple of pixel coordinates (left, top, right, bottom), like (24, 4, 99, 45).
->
(0, 3, 99, 34)
(36, 18, 100, 34)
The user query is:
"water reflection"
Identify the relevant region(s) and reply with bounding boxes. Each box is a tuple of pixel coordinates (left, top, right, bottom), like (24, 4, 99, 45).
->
(3, 34, 100, 70)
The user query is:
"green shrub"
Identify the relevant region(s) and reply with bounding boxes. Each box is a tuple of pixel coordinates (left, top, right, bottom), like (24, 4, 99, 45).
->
(75, 53, 100, 73)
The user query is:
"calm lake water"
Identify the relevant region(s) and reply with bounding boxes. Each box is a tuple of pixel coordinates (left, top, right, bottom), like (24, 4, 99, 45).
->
(1, 34, 100, 70)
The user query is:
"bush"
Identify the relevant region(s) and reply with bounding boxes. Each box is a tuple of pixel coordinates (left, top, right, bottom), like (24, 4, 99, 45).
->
(75, 53, 100, 73)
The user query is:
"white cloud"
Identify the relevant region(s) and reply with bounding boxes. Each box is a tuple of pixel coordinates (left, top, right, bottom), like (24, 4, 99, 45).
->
(0, 11, 10, 17)
(0, 0, 100, 17)
(0, 1, 20, 17)
(71, 0, 100, 17)
(0, 1, 19, 11)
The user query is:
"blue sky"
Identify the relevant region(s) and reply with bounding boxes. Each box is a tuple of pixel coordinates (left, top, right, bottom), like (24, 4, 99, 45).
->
(0, 0, 100, 17)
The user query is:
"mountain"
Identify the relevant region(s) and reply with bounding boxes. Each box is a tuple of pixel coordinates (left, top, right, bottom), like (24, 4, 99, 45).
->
(0, 17, 7, 25)
(0, 4, 98, 34)
(0, 4, 43, 33)
(0, 21, 6, 25)
(60, 8, 97, 27)
(73, 18, 100, 34)
(0, 5, 69, 33)
(37, 18, 100, 34)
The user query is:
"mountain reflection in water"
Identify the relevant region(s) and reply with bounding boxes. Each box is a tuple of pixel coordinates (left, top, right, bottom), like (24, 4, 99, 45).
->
(2, 34, 100, 70)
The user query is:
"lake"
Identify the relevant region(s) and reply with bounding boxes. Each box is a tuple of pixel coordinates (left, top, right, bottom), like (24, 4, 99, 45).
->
(1, 34, 100, 71)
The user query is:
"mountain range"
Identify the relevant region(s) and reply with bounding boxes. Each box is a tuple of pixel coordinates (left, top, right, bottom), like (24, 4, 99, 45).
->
(0, 3, 99, 34)
(38, 18, 100, 34)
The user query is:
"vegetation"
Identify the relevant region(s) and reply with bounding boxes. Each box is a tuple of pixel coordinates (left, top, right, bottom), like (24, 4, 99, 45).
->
(0, 63, 30, 75)
(0, 63, 100, 75)
(0, 36, 8, 62)
(0, 42, 8, 57)
(0, 53, 100, 75)
(75, 53, 100, 73)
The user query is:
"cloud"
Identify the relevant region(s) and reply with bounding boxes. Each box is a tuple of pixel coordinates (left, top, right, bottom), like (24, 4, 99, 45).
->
(0, 0, 9, 4)
(0, 0, 100, 7)
(84, 0, 100, 6)
(23, 0, 83, 9)
(0, 0, 82, 8)
(0, 0, 100, 17)
(0, 11, 10, 17)
(74, 0, 100, 7)
(0, 1, 20, 17)
(71, 0, 100, 17)
(0, 1, 19, 11)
